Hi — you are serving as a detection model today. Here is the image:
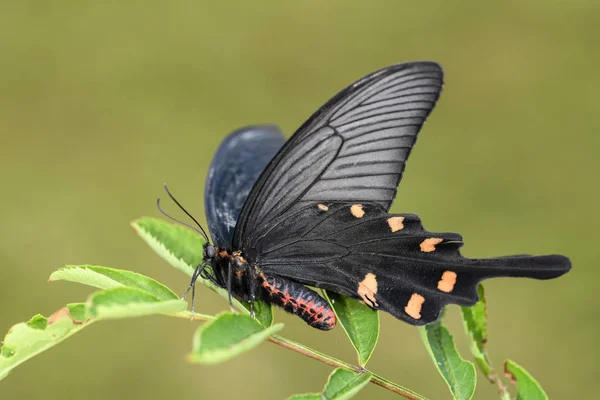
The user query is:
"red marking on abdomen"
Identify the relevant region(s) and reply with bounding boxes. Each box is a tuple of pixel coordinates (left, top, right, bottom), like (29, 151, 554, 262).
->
(259, 272, 336, 330)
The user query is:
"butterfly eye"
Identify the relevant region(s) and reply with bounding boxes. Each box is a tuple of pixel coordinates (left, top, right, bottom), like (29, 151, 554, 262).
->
(205, 246, 216, 259)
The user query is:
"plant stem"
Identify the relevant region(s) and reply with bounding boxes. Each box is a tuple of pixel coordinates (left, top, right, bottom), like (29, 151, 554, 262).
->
(171, 312, 428, 399)
(172, 310, 215, 321)
(369, 374, 427, 400)
(488, 371, 511, 399)
(267, 334, 355, 370)
(267, 334, 428, 400)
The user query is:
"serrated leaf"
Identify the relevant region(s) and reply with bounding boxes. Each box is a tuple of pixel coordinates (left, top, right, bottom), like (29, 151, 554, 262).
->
(132, 217, 205, 277)
(0, 283, 187, 380)
(504, 360, 548, 400)
(420, 321, 476, 400)
(50, 265, 178, 300)
(324, 291, 379, 367)
(132, 217, 273, 327)
(287, 368, 372, 400)
(0, 305, 92, 381)
(461, 285, 511, 398)
(87, 287, 187, 319)
(187, 313, 283, 364)
(461, 284, 493, 378)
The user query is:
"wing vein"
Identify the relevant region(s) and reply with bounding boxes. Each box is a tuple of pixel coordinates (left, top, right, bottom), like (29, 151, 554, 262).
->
(335, 146, 412, 160)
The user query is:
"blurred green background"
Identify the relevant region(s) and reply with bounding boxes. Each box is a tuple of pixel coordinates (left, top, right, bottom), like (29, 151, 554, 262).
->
(1, 1, 597, 399)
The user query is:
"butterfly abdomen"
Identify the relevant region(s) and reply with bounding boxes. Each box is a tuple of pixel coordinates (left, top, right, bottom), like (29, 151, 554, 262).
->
(258, 272, 336, 330)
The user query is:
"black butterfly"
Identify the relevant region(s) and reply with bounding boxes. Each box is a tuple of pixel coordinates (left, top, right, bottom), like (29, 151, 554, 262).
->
(162, 61, 571, 330)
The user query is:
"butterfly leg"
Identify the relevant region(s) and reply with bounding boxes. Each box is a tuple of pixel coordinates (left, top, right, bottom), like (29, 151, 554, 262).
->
(227, 260, 236, 313)
(181, 263, 203, 300)
(190, 279, 197, 318)
(182, 263, 207, 318)
(247, 265, 257, 318)
(258, 272, 336, 330)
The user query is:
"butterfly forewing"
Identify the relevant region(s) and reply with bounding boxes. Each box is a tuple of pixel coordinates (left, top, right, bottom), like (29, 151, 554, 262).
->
(233, 62, 443, 249)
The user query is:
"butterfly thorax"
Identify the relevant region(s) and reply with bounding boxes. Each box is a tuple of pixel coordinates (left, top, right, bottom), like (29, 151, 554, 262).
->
(207, 247, 258, 302)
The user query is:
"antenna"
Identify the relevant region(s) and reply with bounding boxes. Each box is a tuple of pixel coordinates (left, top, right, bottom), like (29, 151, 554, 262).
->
(156, 183, 210, 243)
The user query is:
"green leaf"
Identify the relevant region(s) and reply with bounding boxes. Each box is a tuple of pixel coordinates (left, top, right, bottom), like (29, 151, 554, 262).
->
(249, 298, 274, 328)
(324, 291, 379, 367)
(132, 217, 205, 277)
(0, 283, 190, 381)
(132, 217, 274, 327)
(87, 287, 187, 319)
(461, 285, 512, 398)
(50, 265, 178, 300)
(287, 368, 372, 400)
(0, 305, 92, 381)
(26, 314, 48, 330)
(504, 360, 548, 400)
(461, 284, 493, 378)
(419, 321, 476, 400)
(67, 302, 90, 322)
(323, 368, 373, 399)
(187, 312, 283, 364)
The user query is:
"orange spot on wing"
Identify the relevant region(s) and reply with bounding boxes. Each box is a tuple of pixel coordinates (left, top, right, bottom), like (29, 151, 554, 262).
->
(387, 216, 405, 232)
(318, 204, 329, 211)
(405, 293, 425, 319)
(350, 204, 365, 218)
(357, 273, 379, 307)
(420, 238, 443, 252)
(437, 271, 457, 293)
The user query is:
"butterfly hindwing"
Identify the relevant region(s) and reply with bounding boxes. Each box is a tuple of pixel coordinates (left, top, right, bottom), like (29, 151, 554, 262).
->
(256, 202, 468, 325)
(234, 62, 444, 249)
(257, 202, 570, 325)
(205, 125, 285, 246)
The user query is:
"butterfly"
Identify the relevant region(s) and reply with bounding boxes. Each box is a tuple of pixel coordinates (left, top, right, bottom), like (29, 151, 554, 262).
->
(160, 61, 571, 330)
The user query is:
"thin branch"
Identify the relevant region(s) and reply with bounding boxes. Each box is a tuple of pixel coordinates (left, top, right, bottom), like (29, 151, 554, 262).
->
(267, 334, 357, 371)
(268, 334, 429, 400)
(488, 370, 510, 399)
(368, 374, 429, 400)
(172, 310, 215, 321)
(171, 312, 428, 399)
